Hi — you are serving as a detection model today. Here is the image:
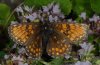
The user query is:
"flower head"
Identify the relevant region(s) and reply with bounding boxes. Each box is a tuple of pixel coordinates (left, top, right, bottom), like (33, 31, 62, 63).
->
(15, 6, 23, 13)
(52, 4, 60, 14)
(4, 54, 9, 60)
(89, 14, 100, 22)
(25, 12, 38, 21)
(24, 5, 34, 12)
(75, 61, 92, 65)
(42, 6, 49, 12)
(78, 42, 94, 56)
(79, 12, 86, 20)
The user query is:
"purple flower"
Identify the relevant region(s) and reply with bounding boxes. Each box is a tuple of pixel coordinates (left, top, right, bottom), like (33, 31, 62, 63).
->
(15, 6, 23, 13)
(75, 61, 92, 65)
(24, 5, 34, 13)
(52, 4, 60, 14)
(79, 12, 86, 20)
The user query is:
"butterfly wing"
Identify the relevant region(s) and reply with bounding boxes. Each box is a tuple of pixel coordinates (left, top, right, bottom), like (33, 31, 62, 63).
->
(47, 31, 71, 58)
(54, 22, 88, 42)
(8, 22, 42, 59)
(8, 22, 39, 46)
(47, 22, 87, 57)
(25, 34, 42, 59)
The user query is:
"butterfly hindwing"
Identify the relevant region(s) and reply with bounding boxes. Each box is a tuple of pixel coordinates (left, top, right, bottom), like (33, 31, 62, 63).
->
(54, 22, 87, 42)
(25, 34, 42, 59)
(47, 31, 71, 58)
(8, 22, 39, 46)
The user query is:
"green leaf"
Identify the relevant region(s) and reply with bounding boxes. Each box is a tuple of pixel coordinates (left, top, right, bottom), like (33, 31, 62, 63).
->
(50, 57, 64, 65)
(0, 51, 5, 58)
(90, 0, 100, 14)
(0, 19, 5, 25)
(72, 0, 85, 15)
(24, 0, 53, 8)
(96, 60, 100, 65)
(0, 3, 14, 28)
(88, 35, 94, 43)
(0, 3, 10, 19)
(84, 0, 93, 16)
(31, 60, 44, 65)
(72, 0, 93, 16)
(56, 0, 72, 15)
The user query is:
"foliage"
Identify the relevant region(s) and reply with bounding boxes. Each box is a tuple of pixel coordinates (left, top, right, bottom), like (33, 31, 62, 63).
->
(0, 3, 15, 28)
(56, 0, 72, 15)
(0, 3, 10, 20)
(24, 0, 53, 8)
(24, 0, 72, 15)
(90, 0, 100, 14)
(50, 57, 64, 65)
(0, 51, 5, 58)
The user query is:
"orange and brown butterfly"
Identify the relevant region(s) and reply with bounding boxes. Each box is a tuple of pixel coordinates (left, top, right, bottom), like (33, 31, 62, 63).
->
(8, 21, 87, 59)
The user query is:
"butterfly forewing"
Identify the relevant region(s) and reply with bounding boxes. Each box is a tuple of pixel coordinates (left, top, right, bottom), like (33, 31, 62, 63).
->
(8, 22, 39, 46)
(47, 31, 71, 58)
(54, 22, 88, 42)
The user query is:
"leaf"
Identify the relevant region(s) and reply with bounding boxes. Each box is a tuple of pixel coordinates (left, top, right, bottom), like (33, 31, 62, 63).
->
(24, 0, 72, 15)
(90, 0, 100, 14)
(24, 0, 53, 8)
(0, 51, 5, 58)
(83, 0, 93, 16)
(72, 0, 85, 15)
(56, 0, 72, 15)
(0, 3, 10, 19)
(72, 0, 93, 16)
(0, 3, 14, 27)
(96, 60, 100, 65)
(50, 57, 64, 65)
(0, 19, 5, 25)
(88, 35, 94, 43)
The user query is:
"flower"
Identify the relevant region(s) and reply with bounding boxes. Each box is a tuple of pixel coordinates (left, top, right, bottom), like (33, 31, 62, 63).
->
(42, 6, 49, 12)
(92, 15, 99, 22)
(18, 61, 24, 65)
(59, 13, 65, 18)
(4, 54, 9, 60)
(79, 12, 86, 20)
(18, 47, 26, 54)
(78, 42, 94, 57)
(64, 54, 71, 59)
(80, 42, 94, 53)
(12, 44, 17, 49)
(24, 63, 28, 65)
(75, 61, 92, 65)
(67, 19, 76, 23)
(67, 19, 73, 22)
(78, 49, 85, 56)
(11, 21, 18, 25)
(48, 2, 54, 9)
(24, 5, 33, 12)
(11, 55, 18, 61)
(49, 15, 54, 22)
(89, 14, 100, 22)
(12, 55, 24, 61)
(54, 16, 59, 22)
(89, 18, 94, 22)
(25, 12, 38, 21)
(15, 6, 23, 13)
(52, 4, 60, 14)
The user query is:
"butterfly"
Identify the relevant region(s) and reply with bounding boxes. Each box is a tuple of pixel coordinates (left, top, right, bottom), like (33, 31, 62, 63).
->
(8, 21, 87, 59)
